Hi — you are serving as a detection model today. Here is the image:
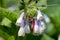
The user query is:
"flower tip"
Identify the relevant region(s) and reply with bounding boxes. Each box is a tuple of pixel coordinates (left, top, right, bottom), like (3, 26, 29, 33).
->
(37, 15, 43, 20)
(46, 19, 50, 23)
(16, 22, 20, 26)
(16, 21, 21, 26)
(18, 27, 25, 37)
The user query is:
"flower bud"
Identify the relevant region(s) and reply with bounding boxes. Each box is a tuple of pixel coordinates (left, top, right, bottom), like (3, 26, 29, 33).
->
(43, 14, 50, 23)
(37, 10, 43, 20)
(16, 12, 24, 26)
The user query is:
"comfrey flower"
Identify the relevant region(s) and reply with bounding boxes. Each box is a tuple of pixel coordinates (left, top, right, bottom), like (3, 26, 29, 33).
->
(33, 19, 39, 35)
(43, 14, 50, 23)
(58, 35, 60, 40)
(38, 21, 46, 34)
(25, 17, 30, 34)
(37, 10, 43, 20)
(18, 20, 25, 37)
(25, 24, 30, 34)
(16, 12, 24, 26)
(18, 27, 25, 37)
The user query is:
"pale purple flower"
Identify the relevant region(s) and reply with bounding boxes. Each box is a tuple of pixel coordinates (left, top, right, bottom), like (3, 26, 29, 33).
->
(18, 27, 25, 37)
(38, 21, 46, 34)
(43, 14, 50, 23)
(37, 10, 43, 20)
(25, 25, 30, 34)
(25, 17, 30, 34)
(33, 19, 39, 34)
(18, 20, 25, 37)
(16, 12, 24, 26)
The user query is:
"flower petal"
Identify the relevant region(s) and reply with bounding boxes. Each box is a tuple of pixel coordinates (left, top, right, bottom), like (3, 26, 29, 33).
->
(37, 10, 43, 20)
(25, 17, 30, 34)
(18, 27, 25, 37)
(38, 21, 46, 34)
(25, 25, 30, 34)
(43, 14, 50, 23)
(33, 19, 39, 34)
(16, 12, 24, 26)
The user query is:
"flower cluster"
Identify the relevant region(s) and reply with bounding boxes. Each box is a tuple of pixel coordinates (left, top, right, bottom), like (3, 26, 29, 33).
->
(16, 9, 50, 37)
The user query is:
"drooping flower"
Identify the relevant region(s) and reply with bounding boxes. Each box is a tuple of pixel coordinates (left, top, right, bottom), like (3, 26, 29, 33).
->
(37, 10, 43, 20)
(38, 21, 46, 34)
(18, 20, 25, 37)
(16, 12, 24, 26)
(25, 25, 30, 34)
(18, 27, 25, 37)
(43, 14, 50, 23)
(33, 19, 39, 35)
(25, 17, 30, 34)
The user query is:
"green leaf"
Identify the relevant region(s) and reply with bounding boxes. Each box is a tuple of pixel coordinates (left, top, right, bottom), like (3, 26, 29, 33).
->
(44, 6, 60, 33)
(46, 23, 56, 36)
(36, 0, 47, 10)
(8, 36, 15, 40)
(0, 29, 10, 40)
(24, 0, 28, 4)
(47, 0, 60, 5)
(41, 34, 55, 40)
(0, 7, 18, 23)
(0, 15, 4, 23)
(36, 0, 47, 6)
(1, 17, 11, 27)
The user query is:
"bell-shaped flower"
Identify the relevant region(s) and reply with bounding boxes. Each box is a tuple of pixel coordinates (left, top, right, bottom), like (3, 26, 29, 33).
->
(33, 19, 39, 35)
(43, 14, 50, 23)
(18, 20, 25, 37)
(38, 21, 46, 34)
(16, 12, 24, 26)
(25, 17, 30, 34)
(58, 35, 60, 40)
(37, 10, 43, 20)
(18, 27, 25, 37)
(25, 24, 30, 34)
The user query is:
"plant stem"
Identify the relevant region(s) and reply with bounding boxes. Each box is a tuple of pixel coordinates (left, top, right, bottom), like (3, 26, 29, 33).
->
(24, 5, 27, 21)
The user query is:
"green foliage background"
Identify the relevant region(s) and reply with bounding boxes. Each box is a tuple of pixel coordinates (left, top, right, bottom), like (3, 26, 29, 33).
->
(0, 0, 60, 40)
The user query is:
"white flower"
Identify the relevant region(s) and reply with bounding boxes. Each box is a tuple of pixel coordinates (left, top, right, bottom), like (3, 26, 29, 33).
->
(38, 21, 46, 34)
(25, 25, 30, 34)
(16, 12, 24, 26)
(37, 10, 43, 20)
(25, 18, 30, 34)
(18, 27, 25, 37)
(58, 35, 60, 40)
(33, 19, 39, 35)
(43, 14, 50, 23)
(18, 20, 25, 37)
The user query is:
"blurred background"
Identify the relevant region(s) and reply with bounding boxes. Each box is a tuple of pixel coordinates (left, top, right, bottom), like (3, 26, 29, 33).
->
(0, 0, 60, 40)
